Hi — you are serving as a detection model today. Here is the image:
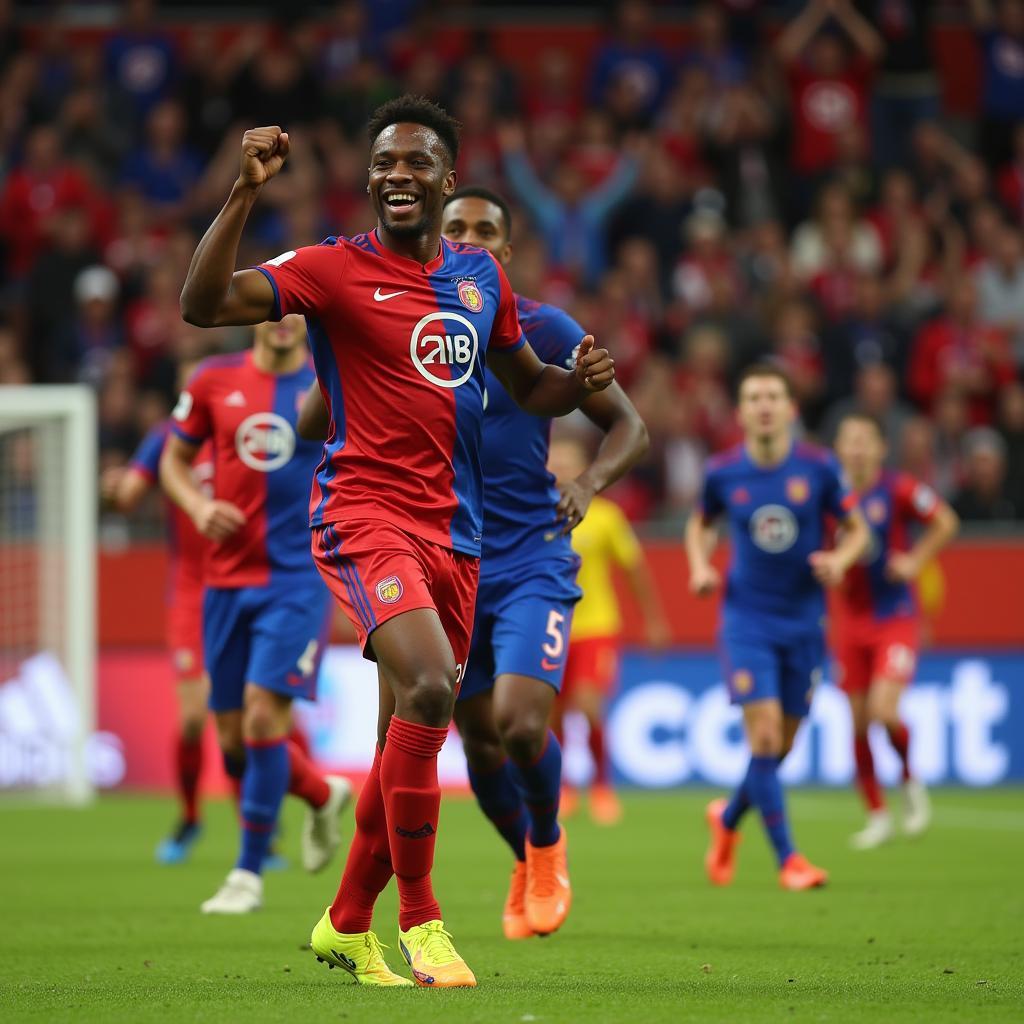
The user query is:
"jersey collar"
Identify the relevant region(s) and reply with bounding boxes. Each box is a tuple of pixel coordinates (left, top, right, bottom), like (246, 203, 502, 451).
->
(368, 228, 447, 275)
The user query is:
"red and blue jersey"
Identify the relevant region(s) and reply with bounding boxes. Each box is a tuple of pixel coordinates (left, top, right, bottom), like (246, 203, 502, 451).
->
(171, 350, 323, 589)
(699, 441, 854, 636)
(256, 229, 525, 559)
(835, 470, 939, 623)
(479, 295, 582, 597)
(129, 421, 212, 586)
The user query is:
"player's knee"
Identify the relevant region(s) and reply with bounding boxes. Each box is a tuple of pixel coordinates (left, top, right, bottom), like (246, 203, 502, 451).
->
(461, 730, 505, 774)
(496, 711, 547, 765)
(181, 715, 205, 743)
(401, 669, 456, 727)
(748, 726, 783, 758)
(222, 748, 245, 780)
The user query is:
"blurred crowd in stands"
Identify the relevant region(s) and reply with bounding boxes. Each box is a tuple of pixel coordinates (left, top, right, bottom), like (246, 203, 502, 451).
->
(1, 0, 1023, 525)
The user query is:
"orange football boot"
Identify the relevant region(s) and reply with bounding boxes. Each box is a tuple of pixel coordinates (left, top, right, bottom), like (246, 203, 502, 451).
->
(502, 860, 533, 940)
(779, 852, 828, 890)
(525, 830, 572, 936)
(589, 784, 623, 826)
(704, 797, 741, 886)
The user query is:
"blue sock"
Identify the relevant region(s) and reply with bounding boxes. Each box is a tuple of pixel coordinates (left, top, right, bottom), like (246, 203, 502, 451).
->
(721, 780, 751, 831)
(510, 731, 562, 848)
(745, 755, 795, 866)
(237, 739, 289, 875)
(467, 760, 528, 862)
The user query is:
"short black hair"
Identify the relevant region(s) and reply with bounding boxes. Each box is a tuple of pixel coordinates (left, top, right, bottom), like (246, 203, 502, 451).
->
(366, 94, 461, 167)
(443, 186, 513, 241)
(837, 410, 886, 439)
(736, 361, 793, 399)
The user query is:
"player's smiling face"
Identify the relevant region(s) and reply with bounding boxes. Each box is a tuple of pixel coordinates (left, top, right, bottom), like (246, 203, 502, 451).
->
(368, 123, 456, 239)
(836, 418, 886, 486)
(441, 197, 512, 265)
(255, 313, 307, 354)
(738, 375, 796, 443)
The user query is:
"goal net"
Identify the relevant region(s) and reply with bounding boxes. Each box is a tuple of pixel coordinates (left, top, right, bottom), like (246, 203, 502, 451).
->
(0, 387, 96, 803)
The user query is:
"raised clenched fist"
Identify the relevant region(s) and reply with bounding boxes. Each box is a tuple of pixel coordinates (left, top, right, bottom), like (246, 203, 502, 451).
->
(238, 126, 291, 190)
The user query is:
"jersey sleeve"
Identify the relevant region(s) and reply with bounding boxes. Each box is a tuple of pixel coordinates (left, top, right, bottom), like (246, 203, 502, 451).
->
(697, 467, 725, 524)
(893, 473, 940, 524)
(531, 305, 585, 369)
(128, 424, 168, 482)
(255, 241, 346, 320)
(822, 456, 857, 520)
(170, 366, 213, 446)
(490, 257, 526, 353)
(607, 502, 642, 569)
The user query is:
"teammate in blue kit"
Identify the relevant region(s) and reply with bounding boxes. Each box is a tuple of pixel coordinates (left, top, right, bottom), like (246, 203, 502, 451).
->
(160, 316, 351, 914)
(441, 187, 648, 938)
(686, 364, 869, 890)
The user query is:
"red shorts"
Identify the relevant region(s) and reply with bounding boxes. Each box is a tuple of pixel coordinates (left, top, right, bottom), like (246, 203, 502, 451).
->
(167, 572, 204, 684)
(312, 519, 479, 677)
(562, 635, 621, 698)
(834, 616, 919, 694)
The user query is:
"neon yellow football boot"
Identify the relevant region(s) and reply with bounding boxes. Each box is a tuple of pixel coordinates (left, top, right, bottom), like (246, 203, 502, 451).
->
(310, 908, 413, 986)
(398, 920, 477, 988)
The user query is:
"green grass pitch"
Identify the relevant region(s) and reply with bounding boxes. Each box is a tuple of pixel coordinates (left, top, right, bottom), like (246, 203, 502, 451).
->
(1, 789, 1022, 1022)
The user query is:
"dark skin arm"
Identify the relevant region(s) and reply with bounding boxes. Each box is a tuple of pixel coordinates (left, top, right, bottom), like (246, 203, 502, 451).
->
(179, 126, 288, 327)
(297, 383, 330, 441)
(487, 335, 615, 418)
(555, 383, 648, 532)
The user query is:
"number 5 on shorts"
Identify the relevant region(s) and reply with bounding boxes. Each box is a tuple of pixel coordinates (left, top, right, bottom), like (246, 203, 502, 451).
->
(297, 639, 319, 678)
(542, 610, 566, 659)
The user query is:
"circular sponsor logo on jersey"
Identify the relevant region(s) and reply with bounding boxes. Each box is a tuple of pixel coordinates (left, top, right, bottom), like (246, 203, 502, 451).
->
(750, 503, 798, 553)
(235, 412, 296, 472)
(410, 311, 479, 389)
(803, 81, 856, 132)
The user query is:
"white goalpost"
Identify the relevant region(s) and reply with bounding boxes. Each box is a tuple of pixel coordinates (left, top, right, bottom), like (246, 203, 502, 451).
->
(0, 386, 97, 804)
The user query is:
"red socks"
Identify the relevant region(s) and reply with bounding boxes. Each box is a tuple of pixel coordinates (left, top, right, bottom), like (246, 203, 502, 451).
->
(888, 723, 912, 781)
(380, 716, 448, 931)
(330, 746, 395, 933)
(176, 734, 203, 824)
(287, 740, 330, 809)
(853, 735, 885, 812)
(588, 721, 608, 786)
(289, 721, 313, 759)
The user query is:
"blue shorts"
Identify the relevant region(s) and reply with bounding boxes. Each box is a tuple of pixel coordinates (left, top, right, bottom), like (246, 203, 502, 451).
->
(459, 575, 576, 702)
(719, 626, 825, 720)
(203, 579, 331, 713)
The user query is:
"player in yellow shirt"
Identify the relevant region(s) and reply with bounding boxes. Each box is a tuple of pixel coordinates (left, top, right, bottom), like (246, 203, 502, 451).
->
(548, 437, 670, 824)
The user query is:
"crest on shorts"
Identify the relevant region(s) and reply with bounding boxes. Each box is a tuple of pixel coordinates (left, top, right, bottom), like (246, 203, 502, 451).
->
(865, 496, 887, 524)
(375, 575, 403, 604)
(786, 476, 809, 504)
(731, 669, 753, 695)
(457, 279, 484, 313)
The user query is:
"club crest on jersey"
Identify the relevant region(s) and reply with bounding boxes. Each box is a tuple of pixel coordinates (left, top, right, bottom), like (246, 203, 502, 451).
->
(457, 279, 484, 313)
(786, 477, 809, 504)
(375, 576, 403, 604)
(235, 412, 296, 472)
(750, 504, 798, 553)
(865, 496, 887, 524)
(410, 311, 479, 389)
(731, 486, 751, 505)
(732, 670, 753, 695)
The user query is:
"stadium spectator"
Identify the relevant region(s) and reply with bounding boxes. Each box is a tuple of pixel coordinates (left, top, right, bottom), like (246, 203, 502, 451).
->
(775, 0, 884, 193)
(672, 209, 740, 318)
(55, 265, 125, 388)
(907, 276, 1016, 425)
(952, 426, 1022, 520)
(970, 0, 1024, 168)
(820, 361, 913, 455)
(120, 100, 203, 216)
(974, 222, 1024, 369)
(103, 0, 178, 123)
(682, 2, 749, 88)
(998, 381, 1024, 511)
(589, 0, 674, 126)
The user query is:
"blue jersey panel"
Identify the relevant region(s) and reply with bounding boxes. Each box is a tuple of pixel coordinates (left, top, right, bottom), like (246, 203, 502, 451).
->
(700, 441, 850, 636)
(479, 296, 583, 597)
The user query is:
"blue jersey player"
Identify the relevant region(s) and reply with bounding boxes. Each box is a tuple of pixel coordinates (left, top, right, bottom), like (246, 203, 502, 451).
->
(441, 187, 648, 939)
(161, 315, 352, 914)
(686, 364, 869, 890)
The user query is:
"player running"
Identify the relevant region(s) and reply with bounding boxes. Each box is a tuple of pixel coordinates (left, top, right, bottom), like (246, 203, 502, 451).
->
(178, 96, 615, 987)
(687, 364, 869, 890)
(548, 435, 670, 826)
(103, 384, 213, 864)
(161, 314, 351, 914)
(833, 412, 959, 849)
(440, 187, 648, 939)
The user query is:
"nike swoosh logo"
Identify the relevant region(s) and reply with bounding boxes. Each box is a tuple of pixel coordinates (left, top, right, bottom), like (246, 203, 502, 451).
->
(541, 658, 561, 672)
(373, 288, 408, 302)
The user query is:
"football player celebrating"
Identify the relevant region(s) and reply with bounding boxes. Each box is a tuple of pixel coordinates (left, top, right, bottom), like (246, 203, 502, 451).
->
(178, 97, 615, 986)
